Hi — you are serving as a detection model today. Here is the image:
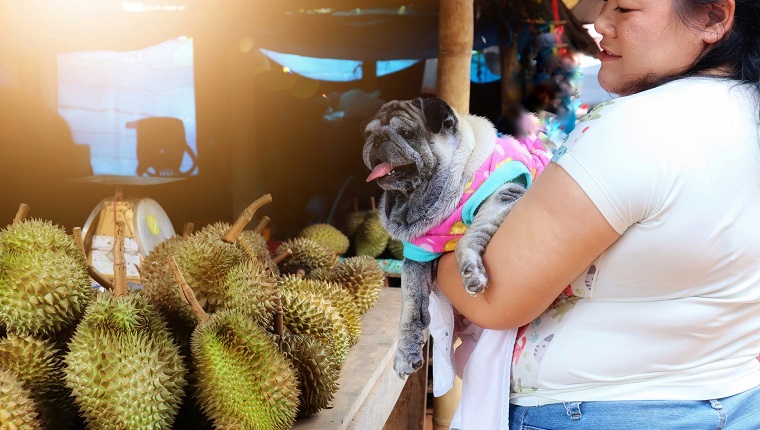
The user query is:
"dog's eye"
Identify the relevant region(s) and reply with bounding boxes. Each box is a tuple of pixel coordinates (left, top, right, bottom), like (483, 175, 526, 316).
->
(443, 119, 454, 129)
(399, 128, 414, 139)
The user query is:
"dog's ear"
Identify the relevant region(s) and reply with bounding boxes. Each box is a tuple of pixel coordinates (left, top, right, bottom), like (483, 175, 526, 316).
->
(419, 97, 458, 134)
(359, 118, 371, 137)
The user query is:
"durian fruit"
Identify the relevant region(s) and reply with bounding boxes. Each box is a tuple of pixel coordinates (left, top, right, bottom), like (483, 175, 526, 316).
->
(170, 258, 300, 430)
(287, 273, 361, 347)
(329, 256, 385, 314)
(279, 279, 351, 365)
(276, 237, 339, 276)
(135, 231, 197, 360)
(386, 238, 405, 260)
(278, 288, 336, 355)
(0, 368, 41, 430)
(298, 224, 349, 256)
(268, 332, 340, 418)
(65, 292, 188, 429)
(138, 232, 186, 316)
(218, 258, 279, 329)
(64, 222, 187, 430)
(354, 209, 389, 258)
(0, 216, 92, 336)
(141, 195, 273, 326)
(340, 199, 367, 239)
(167, 221, 246, 313)
(0, 334, 75, 429)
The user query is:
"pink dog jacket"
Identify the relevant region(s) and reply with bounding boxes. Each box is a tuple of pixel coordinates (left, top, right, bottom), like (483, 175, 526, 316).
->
(403, 135, 550, 262)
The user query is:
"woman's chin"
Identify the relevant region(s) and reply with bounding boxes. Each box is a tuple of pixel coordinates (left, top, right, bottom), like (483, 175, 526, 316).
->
(597, 76, 620, 95)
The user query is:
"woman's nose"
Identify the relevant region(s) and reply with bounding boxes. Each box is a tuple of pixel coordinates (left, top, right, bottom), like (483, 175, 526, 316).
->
(594, 3, 614, 37)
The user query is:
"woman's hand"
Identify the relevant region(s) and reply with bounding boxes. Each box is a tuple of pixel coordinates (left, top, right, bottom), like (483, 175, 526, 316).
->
(436, 163, 620, 330)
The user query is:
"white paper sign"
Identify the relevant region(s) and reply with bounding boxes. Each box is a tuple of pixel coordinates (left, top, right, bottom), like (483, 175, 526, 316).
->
(91, 235, 141, 278)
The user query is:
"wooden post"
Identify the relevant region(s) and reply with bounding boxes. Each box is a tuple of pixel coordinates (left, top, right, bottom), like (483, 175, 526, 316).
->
(434, 0, 471, 426)
(437, 0, 473, 114)
(500, 37, 524, 133)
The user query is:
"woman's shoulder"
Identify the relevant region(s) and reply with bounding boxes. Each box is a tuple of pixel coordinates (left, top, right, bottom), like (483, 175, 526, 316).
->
(623, 77, 745, 113)
(578, 78, 741, 131)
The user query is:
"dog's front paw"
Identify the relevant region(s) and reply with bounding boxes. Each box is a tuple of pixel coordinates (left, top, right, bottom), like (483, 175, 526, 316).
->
(460, 257, 488, 296)
(393, 348, 425, 378)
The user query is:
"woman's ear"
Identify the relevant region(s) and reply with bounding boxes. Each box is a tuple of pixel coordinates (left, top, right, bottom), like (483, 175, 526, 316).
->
(699, 0, 735, 44)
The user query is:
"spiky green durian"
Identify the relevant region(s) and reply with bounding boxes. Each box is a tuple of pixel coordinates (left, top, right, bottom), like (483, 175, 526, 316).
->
(330, 256, 385, 314)
(269, 332, 340, 418)
(354, 210, 389, 258)
(64, 291, 187, 430)
(279, 282, 350, 365)
(138, 233, 185, 311)
(341, 210, 367, 239)
(0, 368, 41, 430)
(0, 334, 75, 429)
(142, 222, 246, 326)
(171, 222, 247, 313)
(298, 224, 349, 256)
(191, 310, 299, 430)
(0, 219, 80, 256)
(0, 219, 91, 336)
(276, 237, 338, 276)
(278, 288, 336, 351)
(218, 258, 279, 329)
(139, 233, 200, 356)
(386, 238, 405, 260)
(284, 274, 361, 347)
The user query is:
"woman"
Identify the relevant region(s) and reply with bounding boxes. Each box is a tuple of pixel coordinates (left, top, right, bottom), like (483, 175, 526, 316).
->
(436, 0, 760, 428)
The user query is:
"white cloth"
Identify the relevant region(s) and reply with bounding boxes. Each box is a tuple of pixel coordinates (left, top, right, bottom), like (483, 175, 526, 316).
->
(429, 287, 516, 430)
(511, 77, 760, 406)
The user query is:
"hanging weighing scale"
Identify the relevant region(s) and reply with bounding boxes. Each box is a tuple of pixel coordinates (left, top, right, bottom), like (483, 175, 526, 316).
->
(76, 175, 182, 285)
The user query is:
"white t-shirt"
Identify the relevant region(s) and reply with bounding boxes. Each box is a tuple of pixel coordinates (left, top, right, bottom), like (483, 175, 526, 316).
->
(511, 77, 760, 406)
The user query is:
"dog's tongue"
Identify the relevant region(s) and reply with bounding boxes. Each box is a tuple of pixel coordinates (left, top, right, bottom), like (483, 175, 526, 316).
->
(366, 163, 395, 182)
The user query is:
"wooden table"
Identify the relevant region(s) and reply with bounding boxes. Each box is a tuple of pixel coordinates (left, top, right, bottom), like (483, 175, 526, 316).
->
(293, 286, 428, 430)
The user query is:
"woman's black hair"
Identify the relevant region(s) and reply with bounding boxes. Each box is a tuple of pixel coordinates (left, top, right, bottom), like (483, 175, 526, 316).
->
(679, 1, 760, 82)
(618, 0, 760, 114)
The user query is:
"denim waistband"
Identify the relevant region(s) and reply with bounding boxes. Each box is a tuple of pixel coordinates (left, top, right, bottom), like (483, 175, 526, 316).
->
(509, 384, 760, 430)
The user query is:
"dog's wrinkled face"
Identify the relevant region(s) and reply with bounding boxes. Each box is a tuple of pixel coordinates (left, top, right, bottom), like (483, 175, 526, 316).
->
(362, 98, 459, 194)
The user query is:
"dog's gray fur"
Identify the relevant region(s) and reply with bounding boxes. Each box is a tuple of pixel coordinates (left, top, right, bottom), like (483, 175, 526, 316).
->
(362, 97, 527, 377)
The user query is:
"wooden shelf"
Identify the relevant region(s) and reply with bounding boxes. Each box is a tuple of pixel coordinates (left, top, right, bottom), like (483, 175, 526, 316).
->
(293, 287, 427, 430)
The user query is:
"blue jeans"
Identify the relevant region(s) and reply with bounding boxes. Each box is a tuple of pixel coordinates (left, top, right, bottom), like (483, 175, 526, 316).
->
(509, 385, 760, 430)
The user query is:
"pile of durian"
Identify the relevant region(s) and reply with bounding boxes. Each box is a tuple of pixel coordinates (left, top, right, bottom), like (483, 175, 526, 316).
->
(0, 195, 386, 430)
(334, 197, 403, 260)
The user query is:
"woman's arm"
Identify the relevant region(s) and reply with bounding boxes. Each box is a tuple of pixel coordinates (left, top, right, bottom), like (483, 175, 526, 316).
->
(436, 163, 620, 330)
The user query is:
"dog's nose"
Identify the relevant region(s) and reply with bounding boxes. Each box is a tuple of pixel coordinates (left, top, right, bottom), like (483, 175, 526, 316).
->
(370, 132, 390, 150)
(371, 138, 384, 150)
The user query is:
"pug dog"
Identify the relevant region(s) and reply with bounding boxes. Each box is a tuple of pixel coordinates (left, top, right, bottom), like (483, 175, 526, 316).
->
(362, 97, 550, 377)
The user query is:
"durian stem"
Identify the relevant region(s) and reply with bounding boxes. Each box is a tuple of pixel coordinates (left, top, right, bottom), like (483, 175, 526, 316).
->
(113, 220, 128, 296)
(223, 194, 273, 244)
(370, 196, 377, 211)
(271, 248, 292, 265)
(273, 275, 284, 336)
(168, 255, 209, 323)
(12, 203, 29, 225)
(274, 307, 284, 337)
(72, 227, 87, 256)
(182, 222, 194, 239)
(253, 216, 270, 234)
(72, 227, 114, 291)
